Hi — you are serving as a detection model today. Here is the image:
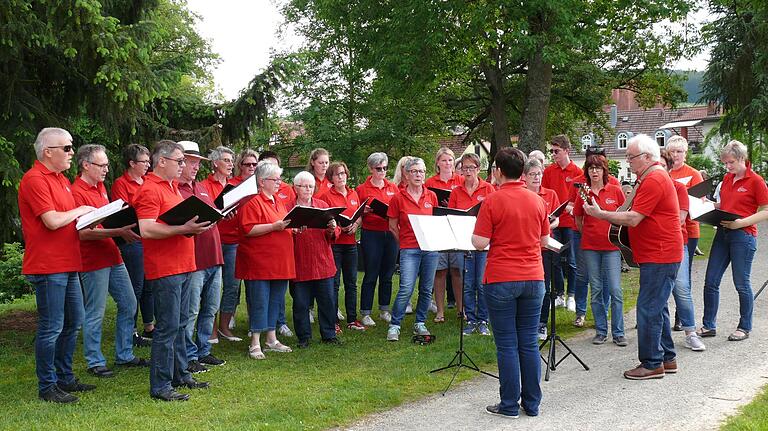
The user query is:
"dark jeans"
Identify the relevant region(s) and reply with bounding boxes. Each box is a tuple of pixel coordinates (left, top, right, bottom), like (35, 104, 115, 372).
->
(28, 272, 85, 393)
(119, 241, 153, 327)
(148, 272, 193, 395)
(463, 251, 488, 324)
(551, 227, 573, 296)
(220, 243, 241, 314)
(484, 280, 545, 417)
(332, 244, 358, 322)
(686, 237, 698, 281)
(637, 263, 679, 370)
(703, 228, 757, 332)
(359, 229, 398, 314)
(291, 277, 336, 342)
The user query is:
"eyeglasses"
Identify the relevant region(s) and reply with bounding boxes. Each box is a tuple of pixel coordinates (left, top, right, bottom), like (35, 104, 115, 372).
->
(460, 165, 479, 172)
(294, 184, 314, 189)
(625, 152, 646, 162)
(133, 159, 150, 165)
(162, 156, 186, 165)
(526, 171, 543, 177)
(587, 166, 603, 172)
(550, 148, 563, 155)
(220, 158, 234, 164)
(374, 166, 388, 172)
(408, 169, 426, 175)
(88, 161, 109, 170)
(47, 145, 74, 153)
(264, 177, 282, 184)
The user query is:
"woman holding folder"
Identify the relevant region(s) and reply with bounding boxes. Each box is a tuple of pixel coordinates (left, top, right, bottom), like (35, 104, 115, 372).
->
(446, 153, 495, 333)
(236, 161, 295, 359)
(356, 152, 399, 326)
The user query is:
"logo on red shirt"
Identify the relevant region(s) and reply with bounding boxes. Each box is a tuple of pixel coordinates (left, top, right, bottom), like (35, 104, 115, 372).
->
(737, 187, 748, 193)
(351, 199, 358, 205)
(386, 191, 395, 196)
(566, 177, 573, 183)
(424, 202, 433, 208)
(477, 195, 486, 201)
(606, 198, 617, 205)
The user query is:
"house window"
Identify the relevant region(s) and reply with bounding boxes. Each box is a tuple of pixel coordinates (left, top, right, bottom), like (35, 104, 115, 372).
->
(655, 130, 667, 147)
(616, 132, 629, 149)
(581, 134, 593, 151)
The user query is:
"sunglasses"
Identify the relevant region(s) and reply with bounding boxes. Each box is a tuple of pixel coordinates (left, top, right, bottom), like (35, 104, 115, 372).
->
(48, 145, 74, 153)
(241, 162, 258, 168)
(374, 166, 388, 172)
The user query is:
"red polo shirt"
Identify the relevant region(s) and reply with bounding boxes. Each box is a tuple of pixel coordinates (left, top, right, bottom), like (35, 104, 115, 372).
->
(629, 168, 683, 264)
(72, 177, 124, 272)
(275, 181, 296, 207)
(236, 193, 295, 280)
(567, 174, 620, 228)
(18, 161, 82, 274)
(111, 172, 143, 205)
(356, 176, 399, 231)
(292, 198, 339, 282)
(179, 181, 224, 271)
(536, 187, 560, 231)
(313, 175, 332, 195)
(425, 173, 463, 191)
(133, 173, 196, 280)
(318, 186, 361, 245)
(672, 179, 690, 243)
(448, 178, 495, 210)
(474, 181, 549, 283)
(211, 175, 246, 244)
(670, 163, 703, 239)
(719, 162, 768, 237)
(573, 183, 625, 251)
(387, 186, 438, 249)
(542, 161, 583, 229)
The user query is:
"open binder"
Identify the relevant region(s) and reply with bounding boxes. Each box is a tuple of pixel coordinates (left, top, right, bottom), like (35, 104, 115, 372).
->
(76, 199, 128, 230)
(688, 194, 740, 226)
(336, 197, 369, 228)
(428, 187, 452, 204)
(408, 214, 485, 252)
(283, 205, 346, 229)
(432, 203, 481, 217)
(213, 176, 259, 213)
(369, 198, 389, 219)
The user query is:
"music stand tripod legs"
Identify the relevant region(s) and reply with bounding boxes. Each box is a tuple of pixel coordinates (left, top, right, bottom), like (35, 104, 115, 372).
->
(430, 252, 498, 395)
(539, 252, 589, 381)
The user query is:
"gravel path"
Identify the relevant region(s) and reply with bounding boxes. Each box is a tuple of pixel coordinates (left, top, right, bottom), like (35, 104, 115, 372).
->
(345, 224, 768, 431)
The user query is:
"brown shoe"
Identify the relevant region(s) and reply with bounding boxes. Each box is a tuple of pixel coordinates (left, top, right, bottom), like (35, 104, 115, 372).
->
(623, 364, 664, 380)
(663, 360, 677, 374)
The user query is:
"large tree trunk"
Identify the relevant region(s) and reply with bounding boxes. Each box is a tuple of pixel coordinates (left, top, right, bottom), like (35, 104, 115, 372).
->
(518, 45, 553, 154)
(481, 47, 512, 152)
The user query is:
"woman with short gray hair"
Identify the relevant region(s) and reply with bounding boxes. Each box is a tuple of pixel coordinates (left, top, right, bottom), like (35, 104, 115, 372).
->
(356, 152, 400, 325)
(698, 140, 768, 342)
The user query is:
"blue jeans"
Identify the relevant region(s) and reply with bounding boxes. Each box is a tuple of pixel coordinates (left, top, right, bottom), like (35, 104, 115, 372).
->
(672, 246, 695, 331)
(483, 280, 544, 416)
(28, 272, 85, 392)
(550, 228, 571, 296)
(703, 228, 757, 332)
(637, 263, 679, 370)
(583, 250, 624, 337)
(185, 266, 222, 361)
(220, 243, 241, 314)
(572, 231, 603, 316)
(290, 278, 336, 342)
(390, 249, 439, 327)
(359, 229, 398, 314)
(245, 279, 288, 332)
(686, 237, 698, 281)
(332, 244, 358, 322)
(148, 272, 193, 395)
(80, 264, 137, 368)
(119, 241, 152, 327)
(463, 251, 488, 324)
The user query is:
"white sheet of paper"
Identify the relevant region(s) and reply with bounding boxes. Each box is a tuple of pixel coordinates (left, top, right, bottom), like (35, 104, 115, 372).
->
(675, 176, 692, 186)
(688, 194, 715, 219)
(222, 175, 258, 211)
(408, 215, 459, 251)
(76, 199, 126, 230)
(446, 215, 485, 251)
(545, 236, 564, 253)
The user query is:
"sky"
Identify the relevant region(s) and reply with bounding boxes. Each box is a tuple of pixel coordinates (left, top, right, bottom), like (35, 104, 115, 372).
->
(187, 0, 711, 101)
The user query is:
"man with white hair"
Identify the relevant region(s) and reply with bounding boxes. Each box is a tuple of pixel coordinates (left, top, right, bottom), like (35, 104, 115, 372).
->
(19, 128, 97, 403)
(584, 134, 683, 380)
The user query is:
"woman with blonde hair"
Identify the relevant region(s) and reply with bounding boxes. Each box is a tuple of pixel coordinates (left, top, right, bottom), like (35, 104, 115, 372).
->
(307, 148, 331, 195)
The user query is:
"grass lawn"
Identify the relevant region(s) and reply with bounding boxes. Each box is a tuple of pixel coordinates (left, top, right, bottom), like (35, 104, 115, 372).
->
(0, 257, 645, 430)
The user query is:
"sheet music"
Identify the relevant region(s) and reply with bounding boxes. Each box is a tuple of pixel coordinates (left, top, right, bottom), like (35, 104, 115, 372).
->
(675, 176, 692, 186)
(408, 215, 485, 251)
(76, 199, 126, 230)
(687, 195, 715, 220)
(545, 236, 565, 253)
(222, 175, 258, 211)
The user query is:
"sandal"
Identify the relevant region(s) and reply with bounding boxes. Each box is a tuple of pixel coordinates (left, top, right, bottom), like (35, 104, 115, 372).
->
(433, 315, 445, 323)
(248, 344, 265, 360)
(727, 329, 749, 341)
(264, 341, 292, 353)
(696, 327, 716, 338)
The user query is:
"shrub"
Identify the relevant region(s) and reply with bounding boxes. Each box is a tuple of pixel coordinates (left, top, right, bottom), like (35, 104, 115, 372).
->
(0, 243, 33, 303)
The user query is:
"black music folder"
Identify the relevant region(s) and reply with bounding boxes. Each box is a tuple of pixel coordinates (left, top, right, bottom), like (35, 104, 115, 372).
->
(158, 196, 226, 226)
(283, 205, 346, 229)
(369, 198, 389, 219)
(694, 209, 741, 226)
(687, 178, 714, 199)
(76, 199, 128, 230)
(432, 202, 481, 217)
(101, 206, 140, 246)
(549, 201, 569, 220)
(336, 198, 369, 227)
(214, 176, 258, 213)
(213, 184, 236, 210)
(428, 187, 452, 204)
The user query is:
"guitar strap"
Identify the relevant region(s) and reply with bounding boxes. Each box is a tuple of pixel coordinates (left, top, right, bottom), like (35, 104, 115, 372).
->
(618, 164, 665, 212)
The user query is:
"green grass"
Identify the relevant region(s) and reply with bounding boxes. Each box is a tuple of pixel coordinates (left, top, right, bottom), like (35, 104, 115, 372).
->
(721, 385, 768, 431)
(0, 264, 641, 431)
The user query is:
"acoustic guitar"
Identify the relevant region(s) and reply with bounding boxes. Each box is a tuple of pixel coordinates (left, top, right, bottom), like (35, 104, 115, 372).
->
(576, 183, 637, 268)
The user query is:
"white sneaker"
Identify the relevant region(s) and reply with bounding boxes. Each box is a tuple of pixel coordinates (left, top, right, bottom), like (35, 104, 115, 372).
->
(538, 324, 548, 341)
(566, 296, 576, 312)
(554, 295, 566, 308)
(337, 308, 345, 321)
(387, 326, 400, 341)
(428, 301, 438, 314)
(413, 322, 431, 336)
(278, 324, 293, 337)
(361, 315, 376, 326)
(229, 315, 236, 330)
(685, 333, 706, 351)
(405, 303, 413, 314)
(308, 310, 315, 323)
(380, 311, 392, 323)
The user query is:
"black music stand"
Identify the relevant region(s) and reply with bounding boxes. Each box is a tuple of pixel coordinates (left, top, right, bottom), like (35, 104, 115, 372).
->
(539, 243, 589, 381)
(754, 279, 768, 300)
